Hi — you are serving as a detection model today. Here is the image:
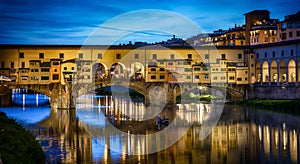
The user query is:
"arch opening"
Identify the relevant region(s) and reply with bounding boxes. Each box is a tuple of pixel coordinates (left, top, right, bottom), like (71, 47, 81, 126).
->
(262, 61, 269, 83)
(93, 62, 107, 81)
(270, 60, 277, 83)
(288, 59, 296, 82)
(110, 63, 125, 78)
(129, 62, 144, 80)
(255, 62, 261, 83)
(280, 60, 286, 83)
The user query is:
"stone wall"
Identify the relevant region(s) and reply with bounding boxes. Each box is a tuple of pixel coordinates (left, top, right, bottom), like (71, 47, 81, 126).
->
(248, 85, 300, 99)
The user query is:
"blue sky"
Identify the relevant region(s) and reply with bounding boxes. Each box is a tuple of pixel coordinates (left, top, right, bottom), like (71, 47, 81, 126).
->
(0, 0, 299, 44)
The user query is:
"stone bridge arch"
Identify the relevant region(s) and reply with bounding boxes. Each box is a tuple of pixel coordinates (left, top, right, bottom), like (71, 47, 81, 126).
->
(9, 83, 74, 109)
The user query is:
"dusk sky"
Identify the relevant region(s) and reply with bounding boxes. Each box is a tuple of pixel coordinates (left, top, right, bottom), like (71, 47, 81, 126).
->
(0, 0, 299, 45)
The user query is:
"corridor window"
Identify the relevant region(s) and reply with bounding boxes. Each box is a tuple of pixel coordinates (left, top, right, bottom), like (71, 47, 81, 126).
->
(59, 53, 64, 59)
(152, 54, 157, 60)
(39, 53, 44, 59)
(98, 53, 102, 59)
(19, 52, 24, 58)
(116, 53, 121, 59)
(135, 53, 139, 59)
(78, 53, 83, 59)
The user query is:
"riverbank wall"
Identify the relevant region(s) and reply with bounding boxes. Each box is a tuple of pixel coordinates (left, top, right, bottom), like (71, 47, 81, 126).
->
(247, 85, 300, 100)
(0, 86, 12, 106)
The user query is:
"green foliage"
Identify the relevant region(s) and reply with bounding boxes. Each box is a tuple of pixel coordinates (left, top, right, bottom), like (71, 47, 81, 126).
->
(0, 112, 45, 164)
(245, 99, 300, 115)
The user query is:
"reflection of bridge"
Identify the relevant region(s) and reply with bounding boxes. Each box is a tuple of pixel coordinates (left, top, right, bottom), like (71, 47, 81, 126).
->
(5, 79, 246, 108)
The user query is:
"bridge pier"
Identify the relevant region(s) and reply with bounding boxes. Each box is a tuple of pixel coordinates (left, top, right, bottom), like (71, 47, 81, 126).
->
(50, 82, 75, 109)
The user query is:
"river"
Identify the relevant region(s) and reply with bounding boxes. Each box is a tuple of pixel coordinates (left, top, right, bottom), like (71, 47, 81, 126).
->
(0, 90, 299, 163)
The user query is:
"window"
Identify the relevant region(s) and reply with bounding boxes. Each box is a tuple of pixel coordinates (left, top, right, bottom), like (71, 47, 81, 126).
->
(41, 68, 50, 72)
(31, 69, 38, 72)
(152, 54, 157, 60)
(256, 53, 259, 59)
(54, 69, 57, 72)
(281, 50, 284, 57)
(53, 61, 59, 65)
(204, 74, 209, 79)
(98, 53, 102, 59)
(297, 31, 300, 37)
(151, 68, 156, 72)
(221, 68, 226, 71)
(11, 62, 14, 68)
(264, 52, 267, 58)
(170, 54, 175, 59)
(151, 75, 156, 79)
(116, 53, 121, 59)
(19, 52, 24, 58)
(177, 61, 183, 65)
(1, 62, 4, 68)
(289, 32, 293, 38)
(282, 33, 287, 40)
(188, 54, 192, 59)
(241, 41, 244, 45)
(272, 51, 275, 57)
(184, 61, 191, 65)
(221, 76, 226, 80)
(159, 75, 165, 79)
(205, 54, 209, 60)
(238, 53, 242, 59)
(195, 75, 199, 79)
(135, 53, 139, 59)
(281, 23, 286, 29)
(21, 62, 25, 68)
(213, 76, 217, 80)
(78, 53, 83, 58)
(221, 54, 226, 59)
(168, 62, 173, 65)
(186, 75, 191, 79)
(52, 74, 59, 80)
(64, 67, 67, 70)
(251, 55, 254, 59)
(184, 68, 192, 72)
(237, 78, 242, 81)
(160, 68, 165, 71)
(59, 53, 64, 59)
(194, 67, 200, 71)
(41, 76, 49, 80)
(229, 76, 235, 80)
(159, 61, 164, 65)
(71, 67, 74, 70)
(31, 76, 39, 80)
(251, 64, 254, 67)
(291, 49, 294, 56)
(287, 23, 294, 28)
(39, 53, 44, 59)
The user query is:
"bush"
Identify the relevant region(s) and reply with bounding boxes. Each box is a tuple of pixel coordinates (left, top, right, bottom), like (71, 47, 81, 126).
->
(0, 112, 45, 163)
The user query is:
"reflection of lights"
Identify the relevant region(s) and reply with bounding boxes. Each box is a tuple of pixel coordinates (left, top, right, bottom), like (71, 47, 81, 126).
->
(275, 129, 278, 148)
(258, 125, 262, 141)
(283, 130, 287, 151)
(265, 126, 269, 144)
(36, 93, 39, 106)
(104, 143, 108, 162)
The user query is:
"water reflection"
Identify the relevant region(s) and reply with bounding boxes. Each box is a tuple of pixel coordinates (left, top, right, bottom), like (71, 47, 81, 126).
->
(1, 92, 300, 163)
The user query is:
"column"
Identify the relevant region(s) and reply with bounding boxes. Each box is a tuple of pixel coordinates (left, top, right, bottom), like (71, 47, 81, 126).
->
(286, 61, 289, 85)
(295, 60, 299, 86)
(268, 60, 271, 86)
(260, 61, 263, 85)
(277, 60, 280, 86)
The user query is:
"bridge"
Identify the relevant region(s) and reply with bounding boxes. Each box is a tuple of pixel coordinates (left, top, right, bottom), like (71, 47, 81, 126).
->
(4, 78, 246, 109)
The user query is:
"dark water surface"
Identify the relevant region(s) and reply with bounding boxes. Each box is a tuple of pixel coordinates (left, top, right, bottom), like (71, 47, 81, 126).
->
(1, 91, 299, 163)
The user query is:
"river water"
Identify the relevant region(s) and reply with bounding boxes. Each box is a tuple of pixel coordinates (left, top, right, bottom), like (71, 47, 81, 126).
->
(0, 90, 299, 163)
